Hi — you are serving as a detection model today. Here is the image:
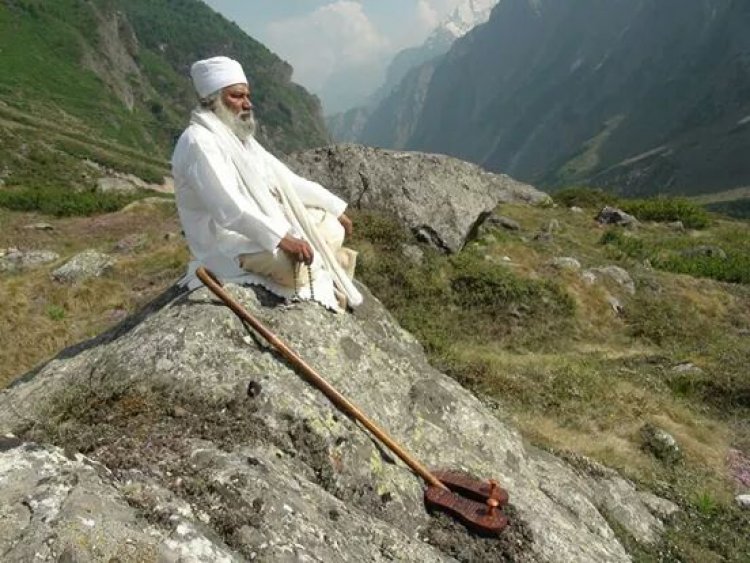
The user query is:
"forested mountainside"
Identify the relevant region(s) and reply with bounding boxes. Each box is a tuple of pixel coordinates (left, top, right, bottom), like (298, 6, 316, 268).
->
(0, 0, 328, 191)
(367, 0, 750, 198)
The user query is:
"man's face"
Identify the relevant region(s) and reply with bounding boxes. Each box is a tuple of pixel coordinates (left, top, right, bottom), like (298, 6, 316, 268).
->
(221, 83, 253, 119)
(215, 83, 257, 139)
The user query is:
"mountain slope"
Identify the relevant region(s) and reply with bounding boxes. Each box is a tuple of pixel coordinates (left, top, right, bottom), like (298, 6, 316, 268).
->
(0, 0, 329, 191)
(327, 0, 498, 143)
(404, 0, 750, 196)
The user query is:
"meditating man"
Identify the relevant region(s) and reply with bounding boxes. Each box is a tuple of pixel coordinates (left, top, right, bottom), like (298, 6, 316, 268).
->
(172, 56, 361, 311)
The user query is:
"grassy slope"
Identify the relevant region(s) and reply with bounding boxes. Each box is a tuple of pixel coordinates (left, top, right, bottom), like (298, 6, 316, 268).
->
(114, 0, 330, 155)
(0, 195, 749, 560)
(0, 1, 166, 151)
(0, 0, 329, 198)
(0, 2, 171, 191)
(349, 203, 750, 561)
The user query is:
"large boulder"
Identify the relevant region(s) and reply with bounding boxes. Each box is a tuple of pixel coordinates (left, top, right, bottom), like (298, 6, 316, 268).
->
(286, 145, 550, 253)
(0, 284, 675, 562)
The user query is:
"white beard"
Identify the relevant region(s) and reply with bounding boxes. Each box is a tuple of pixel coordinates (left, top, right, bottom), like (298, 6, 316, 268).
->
(214, 97, 257, 140)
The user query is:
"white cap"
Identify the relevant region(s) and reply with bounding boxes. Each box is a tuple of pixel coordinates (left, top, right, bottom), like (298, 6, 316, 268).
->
(190, 56, 248, 98)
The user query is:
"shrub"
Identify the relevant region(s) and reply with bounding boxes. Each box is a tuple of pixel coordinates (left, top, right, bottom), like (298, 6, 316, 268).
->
(447, 251, 576, 347)
(349, 210, 576, 353)
(599, 230, 648, 259)
(45, 304, 66, 321)
(553, 186, 620, 209)
(655, 253, 750, 285)
(0, 185, 171, 217)
(624, 290, 713, 346)
(349, 210, 409, 250)
(620, 197, 710, 229)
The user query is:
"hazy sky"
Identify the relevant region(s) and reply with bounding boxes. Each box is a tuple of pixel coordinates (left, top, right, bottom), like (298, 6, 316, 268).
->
(202, 1, 467, 111)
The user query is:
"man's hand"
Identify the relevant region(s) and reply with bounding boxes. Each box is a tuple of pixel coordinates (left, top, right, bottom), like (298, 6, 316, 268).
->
(278, 234, 314, 265)
(338, 213, 353, 238)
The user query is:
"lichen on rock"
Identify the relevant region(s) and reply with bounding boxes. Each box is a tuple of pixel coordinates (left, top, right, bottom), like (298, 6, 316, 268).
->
(0, 282, 676, 561)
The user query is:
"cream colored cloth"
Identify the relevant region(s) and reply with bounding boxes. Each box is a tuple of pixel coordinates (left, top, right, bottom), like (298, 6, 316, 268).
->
(239, 209, 357, 303)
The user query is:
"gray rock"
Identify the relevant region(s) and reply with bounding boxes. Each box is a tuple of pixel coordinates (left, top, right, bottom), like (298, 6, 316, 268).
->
(23, 222, 55, 231)
(0, 438, 167, 561)
(97, 176, 139, 194)
(489, 214, 522, 231)
(533, 231, 553, 243)
(596, 207, 638, 227)
(672, 362, 703, 374)
(467, 213, 522, 243)
(115, 233, 149, 253)
(51, 250, 114, 283)
(640, 424, 682, 465)
(548, 257, 581, 271)
(286, 144, 549, 252)
(666, 221, 684, 231)
(0, 248, 59, 273)
(400, 244, 424, 265)
(580, 271, 598, 286)
(680, 245, 727, 259)
(120, 197, 176, 213)
(570, 206, 584, 213)
(638, 491, 679, 520)
(0, 284, 673, 562)
(736, 495, 750, 510)
(604, 293, 624, 315)
(543, 219, 560, 233)
(97, 173, 167, 195)
(590, 266, 636, 295)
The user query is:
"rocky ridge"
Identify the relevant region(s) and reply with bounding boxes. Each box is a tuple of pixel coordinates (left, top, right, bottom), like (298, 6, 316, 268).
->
(287, 144, 550, 253)
(0, 279, 676, 561)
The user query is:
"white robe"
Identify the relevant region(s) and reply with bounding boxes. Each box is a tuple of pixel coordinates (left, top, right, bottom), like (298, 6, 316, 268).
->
(171, 116, 350, 308)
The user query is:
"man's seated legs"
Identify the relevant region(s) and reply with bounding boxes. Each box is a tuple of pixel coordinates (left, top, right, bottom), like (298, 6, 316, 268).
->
(238, 208, 357, 289)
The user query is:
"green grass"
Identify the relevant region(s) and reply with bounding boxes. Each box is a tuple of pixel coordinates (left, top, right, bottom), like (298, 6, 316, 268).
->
(600, 224, 750, 285)
(0, 2, 163, 152)
(0, 185, 172, 217)
(552, 186, 620, 209)
(348, 203, 750, 561)
(45, 304, 66, 321)
(620, 198, 711, 229)
(0, 181, 748, 559)
(553, 187, 711, 229)
(351, 211, 576, 356)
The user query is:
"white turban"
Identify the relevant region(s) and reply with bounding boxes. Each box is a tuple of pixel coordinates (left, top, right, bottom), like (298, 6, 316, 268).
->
(190, 56, 248, 98)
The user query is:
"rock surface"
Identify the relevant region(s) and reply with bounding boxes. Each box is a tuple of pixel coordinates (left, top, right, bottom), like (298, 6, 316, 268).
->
(548, 257, 582, 272)
(640, 424, 682, 465)
(286, 145, 550, 252)
(596, 207, 638, 227)
(51, 250, 114, 284)
(0, 284, 675, 562)
(0, 248, 59, 273)
(588, 266, 636, 296)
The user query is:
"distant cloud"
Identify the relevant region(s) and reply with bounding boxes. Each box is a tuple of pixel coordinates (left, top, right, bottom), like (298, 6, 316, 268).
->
(266, 1, 389, 92)
(415, 0, 440, 31)
(403, 0, 468, 47)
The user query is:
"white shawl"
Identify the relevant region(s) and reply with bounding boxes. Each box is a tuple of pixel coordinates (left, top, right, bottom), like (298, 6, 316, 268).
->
(189, 109, 363, 309)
